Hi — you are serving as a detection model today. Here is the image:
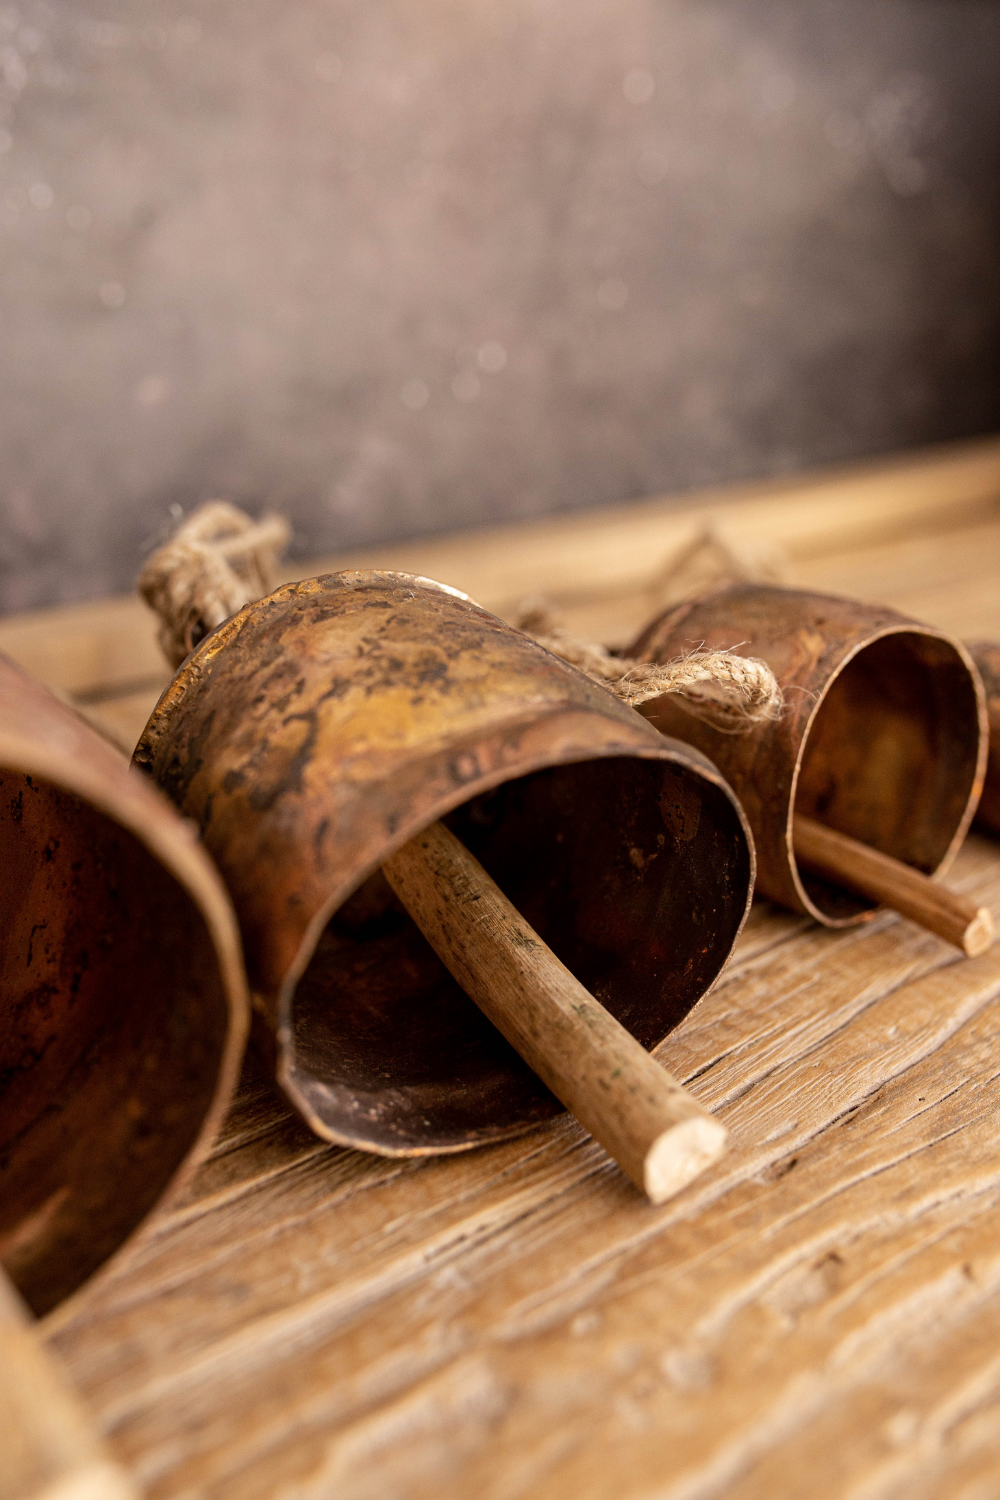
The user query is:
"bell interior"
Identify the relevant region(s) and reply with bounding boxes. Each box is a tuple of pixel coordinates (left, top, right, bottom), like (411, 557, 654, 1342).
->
(0, 771, 229, 1314)
(793, 631, 982, 920)
(288, 754, 750, 1155)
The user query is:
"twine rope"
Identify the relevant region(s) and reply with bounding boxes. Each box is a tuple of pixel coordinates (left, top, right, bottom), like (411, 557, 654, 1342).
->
(514, 601, 782, 726)
(138, 501, 291, 667)
(645, 524, 789, 612)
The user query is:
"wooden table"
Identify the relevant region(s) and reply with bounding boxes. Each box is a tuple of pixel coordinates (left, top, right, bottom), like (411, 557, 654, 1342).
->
(5, 438, 1000, 1500)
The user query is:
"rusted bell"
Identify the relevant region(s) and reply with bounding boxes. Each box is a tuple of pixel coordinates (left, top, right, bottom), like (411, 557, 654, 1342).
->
(968, 643, 1000, 835)
(133, 571, 754, 1158)
(1, 655, 247, 1315)
(627, 584, 987, 926)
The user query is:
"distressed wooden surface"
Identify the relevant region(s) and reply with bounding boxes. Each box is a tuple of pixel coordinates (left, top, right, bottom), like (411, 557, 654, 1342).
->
(5, 437, 999, 1498)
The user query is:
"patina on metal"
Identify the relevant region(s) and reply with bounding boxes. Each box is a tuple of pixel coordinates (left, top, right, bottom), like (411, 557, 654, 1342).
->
(628, 584, 987, 926)
(0, 655, 248, 1316)
(968, 643, 1000, 835)
(134, 571, 755, 1157)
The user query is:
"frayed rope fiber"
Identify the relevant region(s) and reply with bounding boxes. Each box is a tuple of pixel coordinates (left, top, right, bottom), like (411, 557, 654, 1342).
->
(139, 502, 291, 668)
(514, 603, 782, 727)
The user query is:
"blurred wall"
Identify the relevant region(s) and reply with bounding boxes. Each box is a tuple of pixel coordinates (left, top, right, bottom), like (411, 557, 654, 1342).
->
(1, 0, 998, 612)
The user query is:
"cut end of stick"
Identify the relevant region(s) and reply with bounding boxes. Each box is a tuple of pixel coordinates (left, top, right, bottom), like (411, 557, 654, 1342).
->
(793, 814, 993, 960)
(964, 907, 996, 959)
(643, 1115, 728, 1205)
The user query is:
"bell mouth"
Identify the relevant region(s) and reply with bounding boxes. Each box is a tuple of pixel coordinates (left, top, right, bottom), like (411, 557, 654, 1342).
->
(791, 629, 986, 924)
(284, 751, 752, 1156)
(0, 772, 232, 1315)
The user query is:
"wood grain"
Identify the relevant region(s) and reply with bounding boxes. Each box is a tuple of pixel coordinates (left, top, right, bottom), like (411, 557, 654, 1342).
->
(2, 439, 996, 1499)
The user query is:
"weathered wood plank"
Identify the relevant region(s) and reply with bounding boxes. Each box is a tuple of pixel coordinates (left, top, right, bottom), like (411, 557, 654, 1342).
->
(793, 515, 1000, 641)
(43, 838, 1000, 1500)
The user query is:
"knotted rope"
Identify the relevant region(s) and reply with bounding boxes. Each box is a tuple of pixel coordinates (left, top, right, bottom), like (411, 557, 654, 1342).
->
(514, 600, 782, 726)
(138, 502, 291, 667)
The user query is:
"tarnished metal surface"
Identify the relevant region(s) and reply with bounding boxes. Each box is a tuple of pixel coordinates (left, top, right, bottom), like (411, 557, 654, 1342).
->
(135, 571, 754, 1156)
(628, 584, 987, 927)
(0, 655, 247, 1316)
(968, 643, 1000, 835)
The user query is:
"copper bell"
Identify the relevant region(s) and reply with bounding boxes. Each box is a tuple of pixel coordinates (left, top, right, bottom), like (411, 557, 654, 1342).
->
(967, 643, 1000, 835)
(133, 571, 755, 1158)
(627, 584, 987, 928)
(1, 655, 247, 1315)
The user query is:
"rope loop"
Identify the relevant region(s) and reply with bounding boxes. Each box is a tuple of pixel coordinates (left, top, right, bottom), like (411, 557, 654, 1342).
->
(138, 502, 291, 667)
(514, 601, 783, 728)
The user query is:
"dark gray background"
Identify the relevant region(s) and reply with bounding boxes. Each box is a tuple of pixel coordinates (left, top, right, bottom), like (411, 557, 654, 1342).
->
(1, 0, 998, 613)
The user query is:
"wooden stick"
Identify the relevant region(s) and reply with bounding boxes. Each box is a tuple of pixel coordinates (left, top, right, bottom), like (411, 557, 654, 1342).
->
(382, 821, 727, 1204)
(793, 814, 995, 958)
(0, 1268, 137, 1500)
